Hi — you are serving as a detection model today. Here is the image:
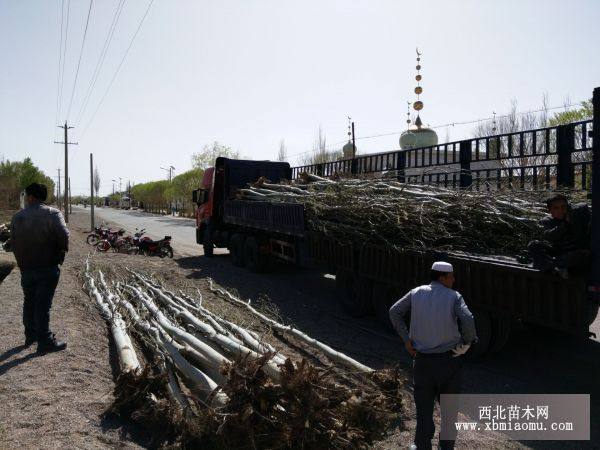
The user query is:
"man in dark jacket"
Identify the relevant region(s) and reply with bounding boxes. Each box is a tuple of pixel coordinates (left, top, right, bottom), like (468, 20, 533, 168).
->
(10, 183, 69, 353)
(528, 194, 591, 278)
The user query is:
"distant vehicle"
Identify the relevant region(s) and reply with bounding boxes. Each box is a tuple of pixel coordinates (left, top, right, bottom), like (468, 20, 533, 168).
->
(119, 196, 131, 210)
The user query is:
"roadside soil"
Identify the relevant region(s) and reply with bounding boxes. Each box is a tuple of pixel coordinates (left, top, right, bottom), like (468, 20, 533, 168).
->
(0, 208, 536, 449)
(0, 210, 146, 450)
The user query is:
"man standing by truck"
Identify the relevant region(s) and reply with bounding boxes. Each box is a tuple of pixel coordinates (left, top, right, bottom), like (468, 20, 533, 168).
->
(389, 261, 477, 450)
(528, 194, 591, 279)
(9, 183, 69, 353)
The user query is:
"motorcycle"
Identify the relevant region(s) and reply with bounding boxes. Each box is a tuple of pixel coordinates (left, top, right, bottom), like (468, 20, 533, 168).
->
(113, 228, 146, 254)
(137, 235, 173, 258)
(86, 225, 110, 245)
(95, 229, 126, 252)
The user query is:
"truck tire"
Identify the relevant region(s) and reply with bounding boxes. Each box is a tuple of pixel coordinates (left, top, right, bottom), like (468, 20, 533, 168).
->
(203, 243, 214, 257)
(586, 300, 599, 327)
(244, 236, 268, 272)
(372, 283, 398, 332)
(465, 309, 492, 360)
(229, 234, 245, 267)
(201, 223, 214, 257)
(488, 316, 511, 353)
(336, 271, 372, 318)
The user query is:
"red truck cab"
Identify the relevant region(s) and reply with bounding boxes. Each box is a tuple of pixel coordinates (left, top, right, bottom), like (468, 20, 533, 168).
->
(193, 167, 216, 255)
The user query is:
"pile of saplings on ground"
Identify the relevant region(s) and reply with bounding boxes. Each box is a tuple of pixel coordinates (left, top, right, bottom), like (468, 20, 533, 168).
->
(84, 261, 405, 449)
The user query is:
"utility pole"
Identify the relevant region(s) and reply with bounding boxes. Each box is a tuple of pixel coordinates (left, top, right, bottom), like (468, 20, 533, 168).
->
(161, 165, 175, 214)
(90, 153, 95, 230)
(161, 165, 175, 182)
(54, 121, 77, 223)
(351, 122, 357, 159)
(119, 177, 122, 193)
(68, 177, 72, 214)
(112, 179, 116, 195)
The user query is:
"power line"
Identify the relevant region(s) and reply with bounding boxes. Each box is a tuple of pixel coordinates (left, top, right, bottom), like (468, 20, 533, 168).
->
(287, 101, 584, 161)
(54, 0, 65, 131)
(80, 0, 155, 139)
(75, 0, 126, 126)
(66, 0, 94, 121)
(57, 0, 71, 125)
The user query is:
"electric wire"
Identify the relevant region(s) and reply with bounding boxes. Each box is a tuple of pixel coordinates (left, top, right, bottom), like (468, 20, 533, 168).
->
(66, 0, 94, 122)
(75, 0, 126, 126)
(54, 0, 65, 130)
(286, 102, 584, 161)
(80, 0, 155, 139)
(57, 0, 71, 125)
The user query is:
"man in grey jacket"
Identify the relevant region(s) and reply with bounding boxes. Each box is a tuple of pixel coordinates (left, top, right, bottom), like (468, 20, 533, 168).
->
(389, 261, 477, 450)
(10, 183, 69, 353)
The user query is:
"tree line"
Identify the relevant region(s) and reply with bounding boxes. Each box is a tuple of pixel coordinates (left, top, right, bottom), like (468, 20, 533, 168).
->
(0, 158, 56, 208)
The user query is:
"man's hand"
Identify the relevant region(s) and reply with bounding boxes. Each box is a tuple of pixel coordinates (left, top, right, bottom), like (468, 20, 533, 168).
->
(404, 339, 417, 358)
(452, 343, 471, 357)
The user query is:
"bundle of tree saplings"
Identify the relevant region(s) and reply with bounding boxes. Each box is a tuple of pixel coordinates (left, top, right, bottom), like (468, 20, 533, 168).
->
(84, 263, 405, 449)
(239, 174, 561, 257)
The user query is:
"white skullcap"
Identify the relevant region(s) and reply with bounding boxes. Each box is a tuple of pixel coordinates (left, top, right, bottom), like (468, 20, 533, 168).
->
(432, 261, 453, 273)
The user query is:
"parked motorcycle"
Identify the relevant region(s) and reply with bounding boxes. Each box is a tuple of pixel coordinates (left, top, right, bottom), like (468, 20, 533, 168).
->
(137, 235, 173, 258)
(86, 224, 111, 245)
(95, 229, 126, 252)
(113, 228, 146, 253)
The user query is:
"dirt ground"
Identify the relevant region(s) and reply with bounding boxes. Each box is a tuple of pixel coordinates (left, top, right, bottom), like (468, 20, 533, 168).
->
(0, 209, 560, 449)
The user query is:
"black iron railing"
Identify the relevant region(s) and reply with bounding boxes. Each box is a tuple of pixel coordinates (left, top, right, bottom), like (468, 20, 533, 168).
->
(291, 119, 593, 191)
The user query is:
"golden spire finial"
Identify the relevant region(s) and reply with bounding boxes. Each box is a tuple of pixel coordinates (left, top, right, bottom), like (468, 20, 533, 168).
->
(413, 48, 424, 128)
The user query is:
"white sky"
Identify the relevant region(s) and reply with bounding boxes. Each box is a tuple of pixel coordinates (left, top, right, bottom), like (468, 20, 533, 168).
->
(1, 0, 599, 196)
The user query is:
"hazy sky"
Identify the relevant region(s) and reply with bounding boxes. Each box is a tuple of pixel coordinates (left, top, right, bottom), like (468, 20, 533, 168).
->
(1, 0, 599, 196)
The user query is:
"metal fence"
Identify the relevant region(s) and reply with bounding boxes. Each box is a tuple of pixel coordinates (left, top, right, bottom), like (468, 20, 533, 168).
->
(291, 120, 594, 191)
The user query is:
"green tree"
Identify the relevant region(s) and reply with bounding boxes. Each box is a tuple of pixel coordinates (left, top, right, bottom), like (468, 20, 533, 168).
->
(548, 100, 593, 126)
(0, 158, 55, 204)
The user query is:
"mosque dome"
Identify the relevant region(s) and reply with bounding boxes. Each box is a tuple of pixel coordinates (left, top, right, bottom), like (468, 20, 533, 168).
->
(342, 140, 356, 158)
(399, 125, 438, 150)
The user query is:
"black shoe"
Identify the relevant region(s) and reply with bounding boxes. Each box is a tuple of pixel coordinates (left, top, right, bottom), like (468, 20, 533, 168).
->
(37, 334, 67, 354)
(25, 335, 37, 346)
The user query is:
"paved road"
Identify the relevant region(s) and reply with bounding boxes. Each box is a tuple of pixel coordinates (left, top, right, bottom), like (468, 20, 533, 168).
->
(78, 205, 600, 448)
(80, 206, 202, 256)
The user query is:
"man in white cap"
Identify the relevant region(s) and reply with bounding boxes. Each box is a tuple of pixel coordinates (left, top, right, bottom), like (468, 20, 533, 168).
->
(389, 261, 477, 450)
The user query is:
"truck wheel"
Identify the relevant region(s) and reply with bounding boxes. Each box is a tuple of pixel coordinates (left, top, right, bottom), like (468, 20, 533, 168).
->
(489, 316, 511, 353)
(229, 234, 245, 267)
(244, 236, 268, 272)
(203, 243, 214, 257)
(586, 300, 599, 327)
(465, 309, 492, 360)
(336, 271, 371, 317)
(372, 283, 397, 332)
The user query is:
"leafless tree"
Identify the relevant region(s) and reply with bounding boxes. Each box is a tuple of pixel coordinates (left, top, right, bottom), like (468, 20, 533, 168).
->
(277, 139, 287, 162)
(301, 125, 342, 166)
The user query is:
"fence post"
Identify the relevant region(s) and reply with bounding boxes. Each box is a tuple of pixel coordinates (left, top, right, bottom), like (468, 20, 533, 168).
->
(396, 151, 406, 183)
(459, 140, 472, 188)
(556, 124, 575, 188)
(590, 87, 600, 290)
(350, 157, 358, 175)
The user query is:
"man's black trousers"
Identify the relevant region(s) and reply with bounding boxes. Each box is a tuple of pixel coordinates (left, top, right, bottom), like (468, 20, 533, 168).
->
(20, 266, 60, 341)
(413, 352, 463, 450)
